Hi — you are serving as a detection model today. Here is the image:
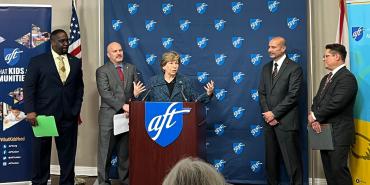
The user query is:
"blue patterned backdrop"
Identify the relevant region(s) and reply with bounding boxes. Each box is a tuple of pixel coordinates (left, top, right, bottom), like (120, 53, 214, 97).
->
(104, 0, 308, 184)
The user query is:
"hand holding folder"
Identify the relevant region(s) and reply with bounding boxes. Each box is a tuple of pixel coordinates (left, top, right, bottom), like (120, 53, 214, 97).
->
(32, 115, 59, 137)
(307, 123, 334, 150)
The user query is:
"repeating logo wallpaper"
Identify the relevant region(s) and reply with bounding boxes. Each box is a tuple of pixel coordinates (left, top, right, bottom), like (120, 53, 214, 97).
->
(104, 0, 307, 183)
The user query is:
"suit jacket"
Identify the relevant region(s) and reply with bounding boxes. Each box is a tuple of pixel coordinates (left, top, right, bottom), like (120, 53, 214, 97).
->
(259, 57, 303, 131)
(143, 74, 211, 103)
(311, 67, 357, 146)
(96, 61, 138, 126)
(24, 52, 84, 123)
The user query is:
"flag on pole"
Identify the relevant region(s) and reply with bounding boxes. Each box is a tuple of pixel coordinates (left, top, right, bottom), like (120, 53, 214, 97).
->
(68, 0, 81, 59)
(68, 0, 83, 124)
(335, 0, 350, 67)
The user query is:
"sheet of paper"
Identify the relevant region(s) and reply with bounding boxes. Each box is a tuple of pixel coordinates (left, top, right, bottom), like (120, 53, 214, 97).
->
(113, 113, 129, 135)
(32, 115, 59, 137)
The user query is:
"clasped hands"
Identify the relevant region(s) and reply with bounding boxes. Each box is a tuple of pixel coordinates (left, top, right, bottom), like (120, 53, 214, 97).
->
(262, 111, 278, 126)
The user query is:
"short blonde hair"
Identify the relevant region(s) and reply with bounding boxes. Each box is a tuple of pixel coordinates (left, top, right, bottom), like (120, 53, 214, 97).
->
(162, 157, 226, 185)
(160, 51, 180, 73)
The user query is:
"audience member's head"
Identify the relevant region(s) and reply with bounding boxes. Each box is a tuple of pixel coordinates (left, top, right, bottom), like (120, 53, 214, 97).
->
(162, 157, 226, 185)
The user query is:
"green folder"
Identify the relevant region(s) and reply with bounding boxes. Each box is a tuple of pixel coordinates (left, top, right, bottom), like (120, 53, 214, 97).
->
(32, 115, 59, 137)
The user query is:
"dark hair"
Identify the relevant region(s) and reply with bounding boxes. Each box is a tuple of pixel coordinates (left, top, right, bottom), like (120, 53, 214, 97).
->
(325, 43, 347, 61)
(50, 29, 67, 41)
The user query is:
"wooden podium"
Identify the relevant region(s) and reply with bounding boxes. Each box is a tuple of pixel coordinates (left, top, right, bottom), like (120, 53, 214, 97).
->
(129, 101, 206, 185)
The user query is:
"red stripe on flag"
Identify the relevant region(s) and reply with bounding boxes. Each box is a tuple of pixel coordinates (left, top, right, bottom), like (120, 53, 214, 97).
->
(338, 0, 345, 44)
(70, 46, 81, 56)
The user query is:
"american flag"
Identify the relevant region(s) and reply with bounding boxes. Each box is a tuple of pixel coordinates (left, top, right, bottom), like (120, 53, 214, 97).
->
(69, 0, 83, 125)
(68, 0, 81, 59)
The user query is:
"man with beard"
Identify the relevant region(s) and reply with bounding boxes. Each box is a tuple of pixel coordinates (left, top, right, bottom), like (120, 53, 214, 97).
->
(258, 36, 303, 185)
(24, 29, 84, 185)
(96, 42, 145, 185)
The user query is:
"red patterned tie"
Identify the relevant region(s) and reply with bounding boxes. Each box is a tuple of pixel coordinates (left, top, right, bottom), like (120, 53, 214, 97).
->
(116, 66, 124, 81)
(320, 72, 332, 96)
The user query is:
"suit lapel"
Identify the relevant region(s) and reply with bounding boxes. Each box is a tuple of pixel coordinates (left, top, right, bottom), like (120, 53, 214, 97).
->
(48, 52, 64, 85)
(122, 63, 129, 88)
(108, 62, 123, 86)
(65, 55, 75, 84)
(317, 67, 346, 103)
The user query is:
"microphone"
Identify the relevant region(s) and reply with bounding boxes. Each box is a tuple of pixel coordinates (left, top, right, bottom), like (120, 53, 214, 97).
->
(178, 80, 188, 102)
(141, 83, 166, 101)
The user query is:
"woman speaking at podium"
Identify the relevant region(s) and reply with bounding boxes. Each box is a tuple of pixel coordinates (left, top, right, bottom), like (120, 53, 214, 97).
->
(142, 51, 214, 102)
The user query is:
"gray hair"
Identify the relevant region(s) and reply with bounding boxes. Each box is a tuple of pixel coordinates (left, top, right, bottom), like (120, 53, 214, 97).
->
(162, 157, 226, 185)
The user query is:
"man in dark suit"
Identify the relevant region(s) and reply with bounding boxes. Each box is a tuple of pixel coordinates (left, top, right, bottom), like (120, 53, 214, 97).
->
(308, 43, 357, 185)
(259, 36, 303, 185)
(24, 29, 84, 185)
(96, 42, 145, 185)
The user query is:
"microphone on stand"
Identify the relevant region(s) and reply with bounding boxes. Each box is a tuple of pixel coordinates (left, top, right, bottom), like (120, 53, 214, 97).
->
(178, 80, 188, 102)
(141, 83, 166, 101)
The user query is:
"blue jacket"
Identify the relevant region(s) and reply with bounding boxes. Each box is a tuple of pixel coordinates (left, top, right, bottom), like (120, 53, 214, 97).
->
(143, 74, 211, 103)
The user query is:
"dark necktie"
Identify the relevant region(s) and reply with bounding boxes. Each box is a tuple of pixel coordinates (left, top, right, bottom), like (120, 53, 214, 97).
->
(320, 72, 332, 96)
(116, 66, 124, 81)
(272, 63, 278, 79)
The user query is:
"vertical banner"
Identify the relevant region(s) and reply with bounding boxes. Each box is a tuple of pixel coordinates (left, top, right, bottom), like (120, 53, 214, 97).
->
(0, 4, 51, 183)
(104, 0, 308, 184)
(347, 1, 370, 184)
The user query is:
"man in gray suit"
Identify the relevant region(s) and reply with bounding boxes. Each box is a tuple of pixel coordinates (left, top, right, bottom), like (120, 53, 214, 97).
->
(259, 36, 303, 185)
(96, 42, 145, 185)
(309, 44, 357, 185)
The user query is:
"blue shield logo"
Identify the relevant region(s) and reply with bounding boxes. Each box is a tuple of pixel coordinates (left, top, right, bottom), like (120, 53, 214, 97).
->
(214, 19, 226, 31)
(179, 19, 191, 31)
(215, 89, 227, 101)
(214, 54, 227, 65)
(352, 27, 364, 41)
(250, 124, 263, 137)
(197, 72, 209, 83)
(128, 37, 139, 48)
(233, 142, 245, 155)
(128, 3, 139, 15)
(4, 48, 23, 66)
(287, 17, 299, 30)
(233, 72, 245, 84)
(145, 54, 157, 65)
(250, 89, 259, 101)
(180, 54, 192, 65)
(214, 124, 226, 136)
(250, 18, 262, 30)
(112, 20, 123, 31)
(196, 37, 208, 49)
(232, 37, 244, 48)
(162, 37, 174, 49)
(145, 20, 156, 32)
(145, 102, 191, 147)
(250, 161, 263, 173)
(214, 160, 226, 172)
(231, 2, 243, 14)
(250, 54, 263, 66)
(162, 3, 173, 15)
(196, 3, 208, 14)
(232, 106, 245, 119)
(268, 1, 280, 13)
(288, 53, 301, 62)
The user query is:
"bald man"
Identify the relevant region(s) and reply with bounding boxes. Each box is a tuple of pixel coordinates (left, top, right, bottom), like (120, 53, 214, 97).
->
(258, 37, 304, 185)
(96, 42, 145, 185)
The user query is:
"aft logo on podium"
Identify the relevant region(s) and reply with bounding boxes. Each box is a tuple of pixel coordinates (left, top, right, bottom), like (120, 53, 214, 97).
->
(145, 102, 191, 147)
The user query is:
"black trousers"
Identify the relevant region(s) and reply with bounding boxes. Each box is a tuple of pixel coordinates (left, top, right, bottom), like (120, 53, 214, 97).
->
(264, 126, 303, 185)
(321, 146, 352, 185)
(31, 120, 78, 185)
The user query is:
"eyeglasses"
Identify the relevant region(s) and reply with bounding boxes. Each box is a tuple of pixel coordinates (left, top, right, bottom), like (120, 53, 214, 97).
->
(322, 54, 335, 60)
